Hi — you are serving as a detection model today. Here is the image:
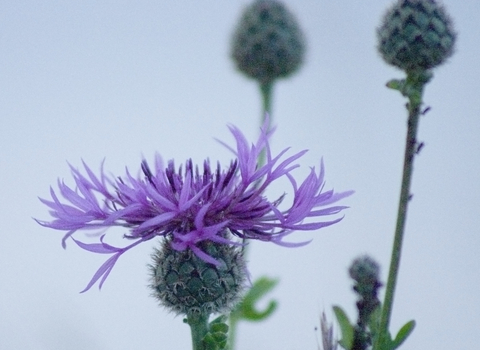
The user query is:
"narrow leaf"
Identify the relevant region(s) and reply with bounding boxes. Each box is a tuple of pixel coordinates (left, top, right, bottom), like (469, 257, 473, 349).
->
(203, 333, 218, 350)
(233, 276, 279, 322)
(391, 320, 416, 350)
(386, 79, 404, 91)
(333, 305, 354, 350)
(210, 323, 229, 334)
(368, 305, 382, 343)
(211, 332, 228, 343)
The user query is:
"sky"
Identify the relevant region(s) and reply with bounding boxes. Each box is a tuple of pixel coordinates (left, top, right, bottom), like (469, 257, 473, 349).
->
(1, 1, 479, 349)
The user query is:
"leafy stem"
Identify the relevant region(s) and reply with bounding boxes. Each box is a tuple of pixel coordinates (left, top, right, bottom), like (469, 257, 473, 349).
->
(187, 312, 210, 350)
(374, 70, 432, 350)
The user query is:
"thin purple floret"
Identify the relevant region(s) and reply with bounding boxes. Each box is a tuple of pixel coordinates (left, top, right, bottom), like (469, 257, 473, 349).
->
(37, 118, 353, 291)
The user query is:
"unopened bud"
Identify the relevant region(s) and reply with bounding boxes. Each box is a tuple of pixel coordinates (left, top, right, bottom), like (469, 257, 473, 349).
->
(231, 0, 305, 84)
(377, 0, 456, 72)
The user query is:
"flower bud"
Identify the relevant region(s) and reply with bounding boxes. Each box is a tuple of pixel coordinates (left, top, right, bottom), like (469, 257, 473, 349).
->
(150, 238, 247, 316)
(377, 0, 456, 72)
(349, 255, 380, 286)
(231, 0, 305, 84)
(349, 256, 382, 325)
(349, 255, 382, 350)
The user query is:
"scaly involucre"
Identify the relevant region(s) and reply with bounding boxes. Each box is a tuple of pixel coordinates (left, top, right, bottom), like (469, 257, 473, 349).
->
(37, 120, 352, 291)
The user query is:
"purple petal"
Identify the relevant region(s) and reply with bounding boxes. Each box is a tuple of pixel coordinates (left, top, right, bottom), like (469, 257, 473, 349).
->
(80, 253, 119, 293)
(72, 236, 119, 254)
(189, 244, 221, 266)
(134, 211, 176, 234)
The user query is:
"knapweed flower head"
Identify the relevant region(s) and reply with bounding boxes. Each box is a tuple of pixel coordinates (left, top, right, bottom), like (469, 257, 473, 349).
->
(37, 119, 352, 293)
(231, 0, 305, 84)
(377, 0, 456, 73)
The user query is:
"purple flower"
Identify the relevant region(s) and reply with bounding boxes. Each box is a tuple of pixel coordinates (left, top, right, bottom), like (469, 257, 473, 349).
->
(37, 120, 352, 292)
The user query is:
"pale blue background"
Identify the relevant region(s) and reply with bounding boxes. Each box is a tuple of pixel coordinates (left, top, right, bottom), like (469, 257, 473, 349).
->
(1, 1, 479, 349)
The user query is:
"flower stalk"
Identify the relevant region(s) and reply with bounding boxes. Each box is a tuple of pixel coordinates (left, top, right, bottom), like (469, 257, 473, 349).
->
(374, 0, 456, 347)
(187, 312, 210, 350)
(374, 70, 431, 350)
(258, 81, 274, 168)
(260, 81, 273, 121)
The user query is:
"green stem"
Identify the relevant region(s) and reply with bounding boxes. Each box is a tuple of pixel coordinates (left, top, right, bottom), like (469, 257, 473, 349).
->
(227, 80, 275, 350)
(260, 81, 274, 120)
(374, 71, 430, 350)
(258, 81, 274, 167)
(227, 316, 239, 350)
(187, 312, 210, 350)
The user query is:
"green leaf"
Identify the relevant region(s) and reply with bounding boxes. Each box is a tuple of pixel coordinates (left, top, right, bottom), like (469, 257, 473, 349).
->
(391, 320, 415, 350)
(203, 315, 229, 350)
(203, 332, 228, 350)
(333, 305, 354, 349)
(211, 332, 228, 342)
(368, 305, 382, 344)
(386, 79, 405, 91)
(203, 333, 219, 350)
(210, 315, 228, 325)
(231, 276, 279, 322)
(368, 306, 396, 350)
(210, 322, 229, 334)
